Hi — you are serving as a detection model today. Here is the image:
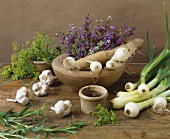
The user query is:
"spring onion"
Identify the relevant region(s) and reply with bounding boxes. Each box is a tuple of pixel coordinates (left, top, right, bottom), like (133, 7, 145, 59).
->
(151, 96, 169, 114)
(117, 67, 170, 97)
(111, 77, 170, 109)
(124, 89, 170, 118)
(137, 11, 170, 94)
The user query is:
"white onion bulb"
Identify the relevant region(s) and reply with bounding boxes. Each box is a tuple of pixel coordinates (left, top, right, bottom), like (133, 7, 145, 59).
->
(138, 84, 149, 94)
(111, 47, 130, 62)
(124, 102, 140, 118)
(63, 57, 80, 70)
(152, 96, 169, 114)
(125, 82, 135, 92)
(106, 60, 116, 70)
(86, 61, 102, 74)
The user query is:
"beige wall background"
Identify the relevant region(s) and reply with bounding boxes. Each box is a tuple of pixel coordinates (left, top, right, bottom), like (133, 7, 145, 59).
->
(0, 0, 170, 63)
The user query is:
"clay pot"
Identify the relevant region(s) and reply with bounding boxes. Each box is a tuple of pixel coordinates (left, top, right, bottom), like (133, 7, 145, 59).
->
(52, 54, 124, 91)
(79, 85, 108, 114)
(33, 61, 52, 72)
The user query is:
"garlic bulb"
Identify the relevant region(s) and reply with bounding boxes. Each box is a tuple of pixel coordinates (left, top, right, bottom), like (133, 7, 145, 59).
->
(50, 100, 72, 117)
(86, 61, 102, 74)
(6, 86, 30, 105)
(39, 70, 55, 86)
(32, 82, 49, 97)
(63, 57, 80, 70)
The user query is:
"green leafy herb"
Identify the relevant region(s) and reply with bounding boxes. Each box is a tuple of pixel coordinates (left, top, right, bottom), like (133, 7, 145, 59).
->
(92, 104, 119, 126)
(0, 103, 87, 138)
(0, 31, 61, 80)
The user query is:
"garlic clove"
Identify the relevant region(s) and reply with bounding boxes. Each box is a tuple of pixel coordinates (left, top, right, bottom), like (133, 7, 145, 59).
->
(20, 86, 27, 92)
(64, 100, 72, 108)
(55, 105, 65, 115)
(56, 100, 65, 106)
(19, 97, 29, 105)
(32, 83, 39, 92)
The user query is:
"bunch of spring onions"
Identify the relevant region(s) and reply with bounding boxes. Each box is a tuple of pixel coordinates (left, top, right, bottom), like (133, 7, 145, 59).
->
(110, 11, 170, 118)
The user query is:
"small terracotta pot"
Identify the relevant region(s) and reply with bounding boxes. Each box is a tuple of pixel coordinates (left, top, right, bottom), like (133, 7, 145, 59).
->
(79, 85, 108, 114)
(33, 61, 52, 72)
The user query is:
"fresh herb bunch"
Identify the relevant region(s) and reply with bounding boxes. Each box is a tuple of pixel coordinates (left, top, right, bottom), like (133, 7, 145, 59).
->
(0, 42, 40, 80)
(0, 31, 61, 80)
(58, 14, 135, 60)
(0, 103, 87, 139)
(92, 104, 119, 126)
(26, 31, 61, 64)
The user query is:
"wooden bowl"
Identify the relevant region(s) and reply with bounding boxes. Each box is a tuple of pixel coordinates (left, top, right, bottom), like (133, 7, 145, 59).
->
(52, 54, 124, 91)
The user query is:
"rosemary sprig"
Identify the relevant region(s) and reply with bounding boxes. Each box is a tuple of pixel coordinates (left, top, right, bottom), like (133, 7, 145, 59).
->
(0, 103, 87, 138)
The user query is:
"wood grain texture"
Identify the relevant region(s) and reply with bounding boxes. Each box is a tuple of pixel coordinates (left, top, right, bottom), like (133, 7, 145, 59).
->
(0, 63, 170, 139)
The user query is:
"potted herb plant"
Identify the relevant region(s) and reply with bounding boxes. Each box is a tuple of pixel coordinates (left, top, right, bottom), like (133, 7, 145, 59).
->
(26, 31, 61, 72)
(52, 14, 144, 91)
(0, 31, 61, 80)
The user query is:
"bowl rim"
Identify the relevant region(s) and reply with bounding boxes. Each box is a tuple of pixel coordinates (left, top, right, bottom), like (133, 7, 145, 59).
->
(78, 85, 108, 101)
(52, 54, 124, 78)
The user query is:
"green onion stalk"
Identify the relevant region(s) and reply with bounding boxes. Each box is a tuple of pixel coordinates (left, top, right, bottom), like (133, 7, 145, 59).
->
(117, 67, 170, 97)
(137, 12, 170, 94)
(111, 77, 170, 109)
(124, 89, 170, 118)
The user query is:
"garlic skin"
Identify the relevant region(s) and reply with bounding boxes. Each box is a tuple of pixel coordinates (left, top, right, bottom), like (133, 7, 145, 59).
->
(6, 86, 29, 105)
(39, 70, 55, 86)
(63, 57, 80, 70)
(32, 82, 49, 97)
(86, 61, 102, 74)
(50, 100, 72, 117)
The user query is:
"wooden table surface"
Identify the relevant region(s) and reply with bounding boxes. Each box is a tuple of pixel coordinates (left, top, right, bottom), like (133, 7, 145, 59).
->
(0, 63, 170, 139)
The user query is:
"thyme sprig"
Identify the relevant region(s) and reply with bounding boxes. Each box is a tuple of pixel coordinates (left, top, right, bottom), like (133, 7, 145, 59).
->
(0, 103, 87, 138)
